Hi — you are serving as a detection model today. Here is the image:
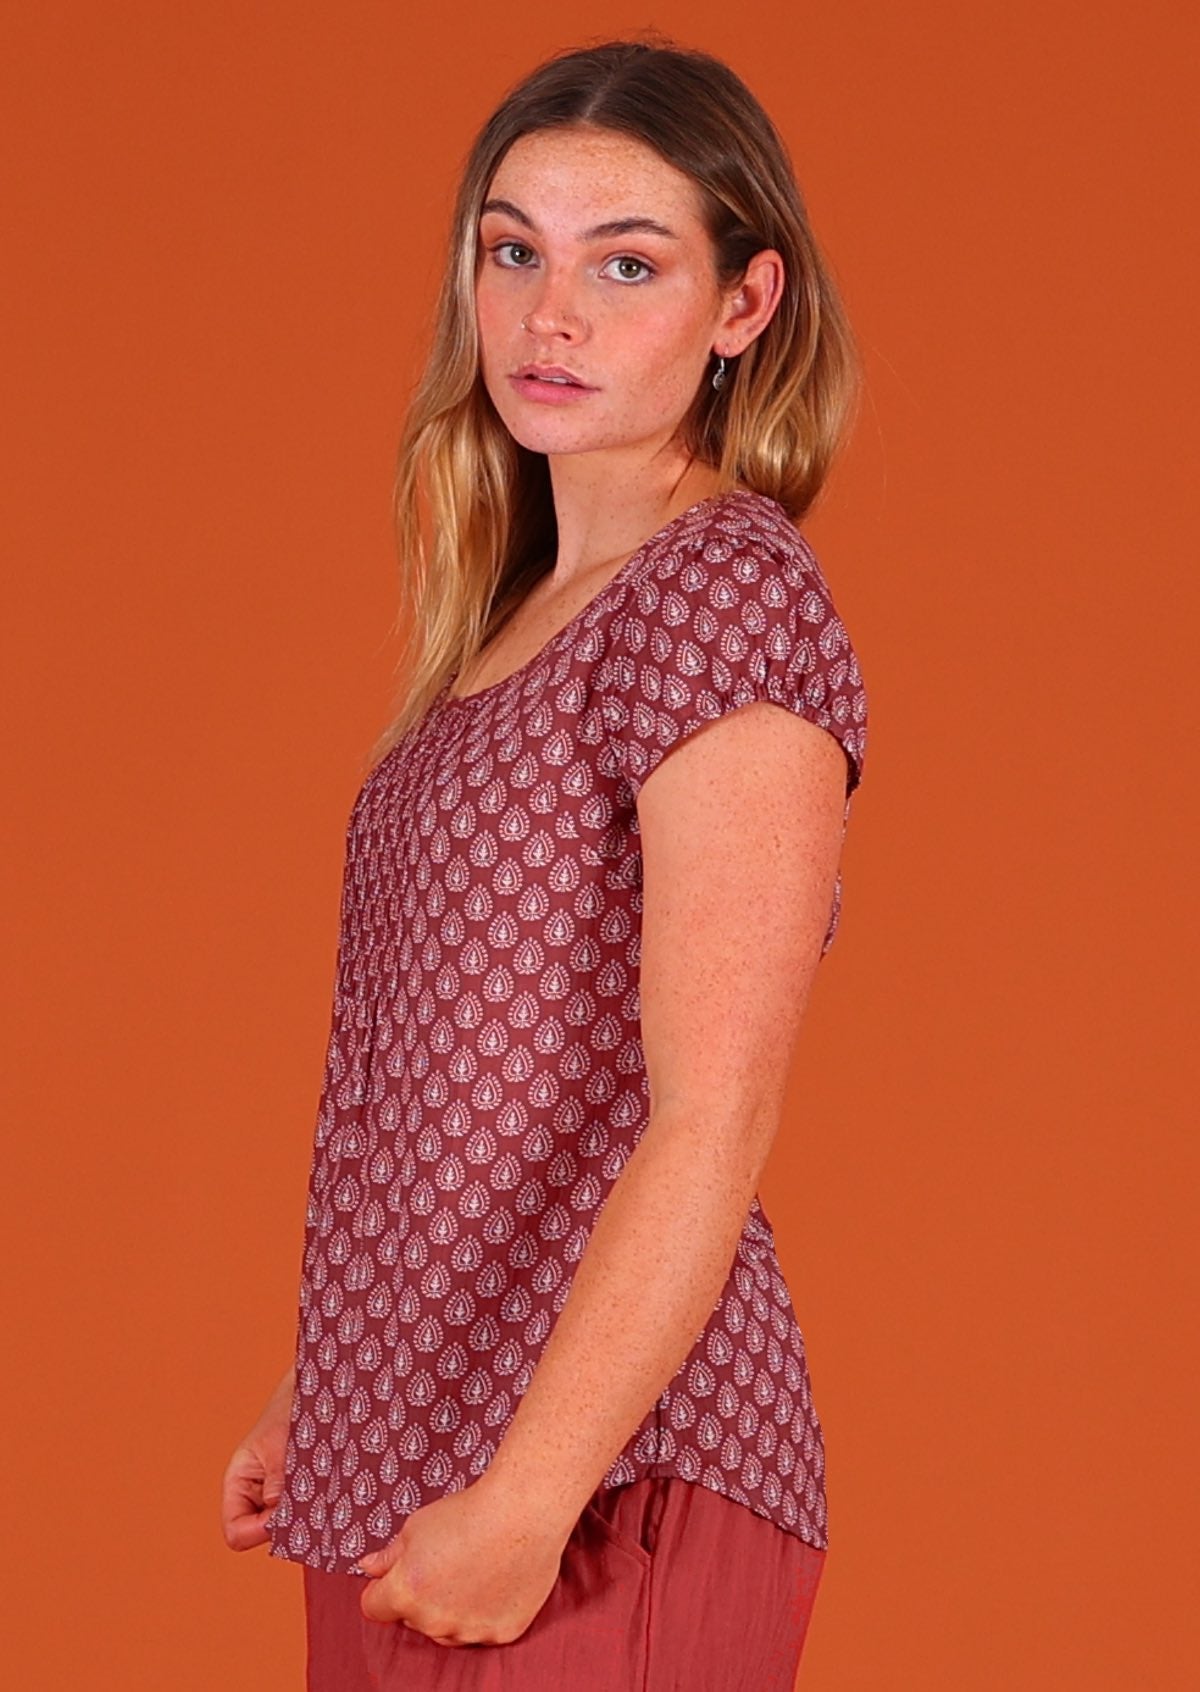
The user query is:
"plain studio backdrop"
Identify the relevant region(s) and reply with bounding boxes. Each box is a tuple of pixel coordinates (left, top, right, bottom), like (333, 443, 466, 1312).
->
(1, 4, 1195, 1688)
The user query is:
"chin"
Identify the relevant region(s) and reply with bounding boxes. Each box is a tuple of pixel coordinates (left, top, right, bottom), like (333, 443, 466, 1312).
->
(497, 415, 609, 456)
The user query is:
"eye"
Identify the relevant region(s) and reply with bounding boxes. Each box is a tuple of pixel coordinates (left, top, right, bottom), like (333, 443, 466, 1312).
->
(490, 240, 536, 268)
(601, 255, 656, 284)
(485, 241, 657, 285)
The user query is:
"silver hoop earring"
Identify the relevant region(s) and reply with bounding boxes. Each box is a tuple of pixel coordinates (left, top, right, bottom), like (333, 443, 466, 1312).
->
(711, 354, 727, 391)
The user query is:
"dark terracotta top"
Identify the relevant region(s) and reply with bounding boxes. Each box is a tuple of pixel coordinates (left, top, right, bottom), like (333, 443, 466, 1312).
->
(268, 487, 868, 1573)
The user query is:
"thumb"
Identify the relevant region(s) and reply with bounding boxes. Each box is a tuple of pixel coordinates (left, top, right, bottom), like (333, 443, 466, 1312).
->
(354, 1538, 402, 1579)
(263, 1472, 284, 1506)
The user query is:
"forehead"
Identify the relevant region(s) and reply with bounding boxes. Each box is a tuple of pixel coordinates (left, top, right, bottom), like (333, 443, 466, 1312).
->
(486, 126, 703, 226)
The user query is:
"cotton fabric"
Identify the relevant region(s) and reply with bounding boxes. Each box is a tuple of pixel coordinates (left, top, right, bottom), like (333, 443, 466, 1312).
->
(267, 487, 869, 1577)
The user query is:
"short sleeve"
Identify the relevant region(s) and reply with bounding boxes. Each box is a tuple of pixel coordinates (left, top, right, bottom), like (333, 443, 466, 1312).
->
(601, 523, 868, 806)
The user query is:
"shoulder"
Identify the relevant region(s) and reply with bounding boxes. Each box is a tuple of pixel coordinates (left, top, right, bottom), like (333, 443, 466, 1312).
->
(630, 487, 839, 629)
(603, 486, 869, 799)
(627, 486, 861, 687)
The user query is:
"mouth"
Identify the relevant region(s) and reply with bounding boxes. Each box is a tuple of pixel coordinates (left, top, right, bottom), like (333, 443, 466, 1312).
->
(508, 366, 597, 404)
(512, 365, 594, 388)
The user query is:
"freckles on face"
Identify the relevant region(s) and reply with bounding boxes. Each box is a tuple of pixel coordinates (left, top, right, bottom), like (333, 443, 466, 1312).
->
(473, 126, 722, 450)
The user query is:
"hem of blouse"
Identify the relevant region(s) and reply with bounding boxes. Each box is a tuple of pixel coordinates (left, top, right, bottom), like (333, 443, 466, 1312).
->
(267, 1539, 371, 1577)
(591, 1465, 828, 1556)
(266, 1473, 827, 1576)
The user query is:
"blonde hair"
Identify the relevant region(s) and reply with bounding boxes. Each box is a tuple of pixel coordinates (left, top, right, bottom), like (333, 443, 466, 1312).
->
(368, 32, 861, 768)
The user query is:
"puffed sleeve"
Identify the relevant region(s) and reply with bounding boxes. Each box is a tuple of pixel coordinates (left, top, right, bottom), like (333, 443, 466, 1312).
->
(601, 520, 868, 806)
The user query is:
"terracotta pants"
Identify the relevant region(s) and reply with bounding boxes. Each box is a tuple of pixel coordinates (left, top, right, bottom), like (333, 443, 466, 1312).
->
(303, 1476, 826, 1691)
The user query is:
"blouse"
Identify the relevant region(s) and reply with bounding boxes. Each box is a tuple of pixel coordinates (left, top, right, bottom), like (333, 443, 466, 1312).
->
(267, 485, 868, 1573)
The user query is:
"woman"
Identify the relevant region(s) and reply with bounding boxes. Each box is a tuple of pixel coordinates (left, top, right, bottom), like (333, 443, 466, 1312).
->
(222, 35, 869, 1691)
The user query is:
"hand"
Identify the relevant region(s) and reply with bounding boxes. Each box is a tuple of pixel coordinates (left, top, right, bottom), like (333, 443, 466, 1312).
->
(220, 1365, 295, 1551)
(354, 1477, 570, 1648)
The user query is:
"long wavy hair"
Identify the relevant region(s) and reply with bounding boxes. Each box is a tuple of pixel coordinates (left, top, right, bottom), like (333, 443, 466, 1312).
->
(367, 32, 861, 767)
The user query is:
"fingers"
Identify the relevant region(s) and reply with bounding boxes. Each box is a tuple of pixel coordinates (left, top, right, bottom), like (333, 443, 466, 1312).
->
(221, 1485, 275, 1550)
(358, 1576, 399, 1626)
(224, 1512, 270, 1552)
(358, 1585, 472, 1649)
(354, 1536, 401, 1579)
(221, 1462, 279, 1551)
(221, 1474, 272, 1550)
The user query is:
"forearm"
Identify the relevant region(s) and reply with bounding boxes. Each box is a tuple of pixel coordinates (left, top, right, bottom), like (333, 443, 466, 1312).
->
(481, 1104, 771, 1538)
(261, 1362, 295, 1423)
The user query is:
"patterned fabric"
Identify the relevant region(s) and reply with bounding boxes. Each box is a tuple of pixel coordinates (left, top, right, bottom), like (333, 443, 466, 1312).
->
(267, 486, 869, 1574)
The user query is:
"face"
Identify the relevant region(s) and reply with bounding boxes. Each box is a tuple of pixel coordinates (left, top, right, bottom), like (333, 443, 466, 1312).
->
(474, 125, 733, 461)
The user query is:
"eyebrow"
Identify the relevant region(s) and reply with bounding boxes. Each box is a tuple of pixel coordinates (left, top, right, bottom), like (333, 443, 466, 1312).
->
(479, 197, 680, 242)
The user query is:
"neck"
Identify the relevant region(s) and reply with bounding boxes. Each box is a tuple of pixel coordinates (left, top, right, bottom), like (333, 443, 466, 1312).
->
(543, 447, 727, 587)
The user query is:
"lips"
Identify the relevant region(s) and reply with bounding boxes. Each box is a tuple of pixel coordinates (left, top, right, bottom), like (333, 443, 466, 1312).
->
(514, 364, 591, 387)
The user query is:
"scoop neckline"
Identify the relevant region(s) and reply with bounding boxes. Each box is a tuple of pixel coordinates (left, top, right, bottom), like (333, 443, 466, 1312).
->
(438, 485, 762, 713)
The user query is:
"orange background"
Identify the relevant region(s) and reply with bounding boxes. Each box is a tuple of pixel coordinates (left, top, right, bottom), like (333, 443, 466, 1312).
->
(3, 3, 1195, 1688)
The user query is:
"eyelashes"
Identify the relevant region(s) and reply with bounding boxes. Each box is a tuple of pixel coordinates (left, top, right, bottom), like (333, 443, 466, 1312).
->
(486, 241, 657, 284)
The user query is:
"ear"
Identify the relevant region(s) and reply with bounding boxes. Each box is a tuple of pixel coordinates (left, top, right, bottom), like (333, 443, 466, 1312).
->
(716, 248, 786, 356)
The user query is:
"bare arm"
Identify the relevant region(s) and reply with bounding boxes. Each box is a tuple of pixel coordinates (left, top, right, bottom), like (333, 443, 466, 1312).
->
(480, 700, 849, 1536)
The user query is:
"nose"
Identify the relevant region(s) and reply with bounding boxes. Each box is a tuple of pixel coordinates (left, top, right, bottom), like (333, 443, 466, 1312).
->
(521, 274, 585, 339)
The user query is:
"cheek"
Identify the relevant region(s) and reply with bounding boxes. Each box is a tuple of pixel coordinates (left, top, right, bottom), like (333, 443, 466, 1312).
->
(613, 285, 709, 365)
(619, 316, 705, 405)
(474, 282, 508, 361)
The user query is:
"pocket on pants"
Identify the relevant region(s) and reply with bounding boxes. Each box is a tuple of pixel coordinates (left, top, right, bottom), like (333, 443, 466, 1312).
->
(582, 1496, 654, 1575)
(549, 1499, 651, 1687)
